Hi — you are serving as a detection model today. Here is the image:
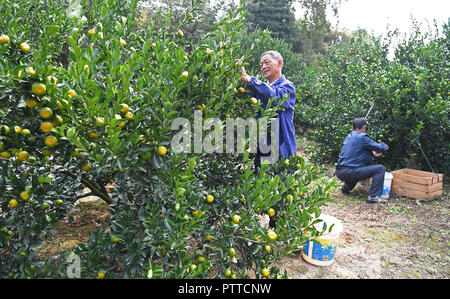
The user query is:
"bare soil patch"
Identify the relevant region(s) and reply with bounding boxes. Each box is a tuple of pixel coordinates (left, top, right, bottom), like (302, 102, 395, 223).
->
(278, 179, 449, 279)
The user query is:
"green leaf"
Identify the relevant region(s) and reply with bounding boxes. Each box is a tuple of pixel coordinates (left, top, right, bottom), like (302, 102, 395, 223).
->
(47, 25, 60, 36)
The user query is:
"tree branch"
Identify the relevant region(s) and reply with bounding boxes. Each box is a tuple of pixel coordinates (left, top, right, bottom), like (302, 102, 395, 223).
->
(60, 170, 113, 204)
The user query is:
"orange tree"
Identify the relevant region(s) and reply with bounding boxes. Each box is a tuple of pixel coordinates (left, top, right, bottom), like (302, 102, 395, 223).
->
(295, 25, 449, 174)
(0, 0, 336, 278)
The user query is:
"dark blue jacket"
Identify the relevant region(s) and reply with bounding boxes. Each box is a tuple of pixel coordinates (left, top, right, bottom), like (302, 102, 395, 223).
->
(245, 76, 296, 159)
(336, 130, 387, 168)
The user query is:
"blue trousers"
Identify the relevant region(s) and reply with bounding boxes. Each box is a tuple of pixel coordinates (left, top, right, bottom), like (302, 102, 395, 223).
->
(335, 164, 386, 197)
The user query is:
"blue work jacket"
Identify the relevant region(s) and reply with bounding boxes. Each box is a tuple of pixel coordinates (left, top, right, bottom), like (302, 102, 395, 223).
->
(245, 76, 297, 159)
(336, 130, 388, 168)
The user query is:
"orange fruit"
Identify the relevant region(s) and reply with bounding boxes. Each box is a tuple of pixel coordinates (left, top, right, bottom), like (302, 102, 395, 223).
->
(53, 115, 63, 126)
(17, 151, 29, 161)
(157, 146, 167, 156)
(120, 103, 129, 114)
(119, 38, 126, 46)
(20, 42, 30, 52)
(39, 107, 53, 119)
(40, 121, 54, 133)
(268, 208, 275, 217)
(111, 236, 121, 243)
(1, 125, 10, 134)
(97, 272, 105, 279)
(95, 117, 105, 127)
(232, 214, 240, 224)
(267, 231, 277, 241)
(68, 89, 76, 97)
(9, 199, 18, 208)
(26, 99, 37, 108)
(26, 66, 36, 75)
(261, 268, 270, 278)
(228, 247, 236, 257)
(206, 194, 214, 203)
(1, 151, 11, 159)
(44, 135, 58, 148)
(124, 112, 133, 120)
(0, 34, 10, 44)
(20, 191, 30, 201)
(32, 82, 46, 96)
(39, 203, 50, 211)
(198, 256, 206, 263)
(181, 71, 189, 79)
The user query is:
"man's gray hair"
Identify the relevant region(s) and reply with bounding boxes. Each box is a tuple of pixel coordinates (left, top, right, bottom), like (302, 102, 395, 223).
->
(261, 50, 283, 63)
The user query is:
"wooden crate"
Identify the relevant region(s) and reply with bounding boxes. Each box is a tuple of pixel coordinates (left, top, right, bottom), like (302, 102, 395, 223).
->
(391, 168, 443, 201)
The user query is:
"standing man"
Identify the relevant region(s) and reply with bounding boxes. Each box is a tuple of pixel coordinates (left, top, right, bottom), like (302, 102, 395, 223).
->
(335, 118, 389, 204)
(239, 51, 296, 228)
(238, 51, 297, 172)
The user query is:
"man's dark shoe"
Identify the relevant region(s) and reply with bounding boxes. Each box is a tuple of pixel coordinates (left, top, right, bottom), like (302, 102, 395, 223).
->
(341, 184, 351, 195)
(367, 196, 387, 204)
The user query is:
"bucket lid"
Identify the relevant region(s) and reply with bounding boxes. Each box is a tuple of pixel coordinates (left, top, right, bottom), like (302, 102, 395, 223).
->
(384, 172, 393, 179)
(312, 214, 343, 236)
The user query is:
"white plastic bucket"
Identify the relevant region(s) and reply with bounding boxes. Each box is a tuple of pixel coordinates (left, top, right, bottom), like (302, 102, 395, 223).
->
(301, 214, 344, 267)
(382, 172, 393, 199)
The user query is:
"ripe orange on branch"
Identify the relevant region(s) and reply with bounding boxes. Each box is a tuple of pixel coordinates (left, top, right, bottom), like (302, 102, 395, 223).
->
(44, 135, 58, 148)
(206, 194, 214, 203)
(32, 82, 46, 96)
(0, 34, 10, 43)
(39, 107, 53, 120)
(40, 122, 54, 133)
(9, 199, 18, 208)
(20, 42, 30, 52)
(68, 89, 76, 97)
(17, 151, 29, 161)
(120, 103, 129, 114)
(157, 146, 167, 156)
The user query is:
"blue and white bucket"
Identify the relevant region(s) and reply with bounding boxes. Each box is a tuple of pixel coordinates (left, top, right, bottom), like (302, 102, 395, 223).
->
(382, 172, 393, 199)
(302, 214, 344, 267)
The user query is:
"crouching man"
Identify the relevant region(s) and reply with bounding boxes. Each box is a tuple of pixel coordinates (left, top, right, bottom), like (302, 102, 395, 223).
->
(335, 118, 389, 204)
